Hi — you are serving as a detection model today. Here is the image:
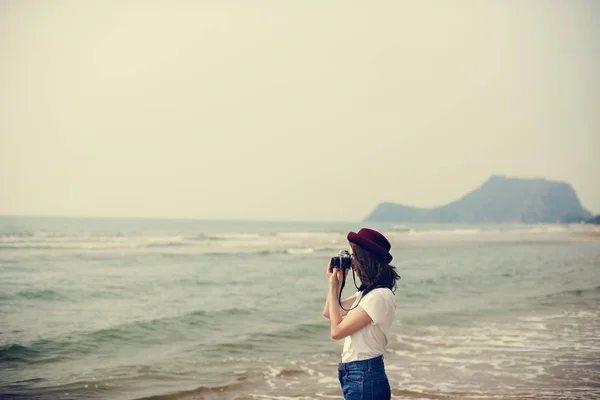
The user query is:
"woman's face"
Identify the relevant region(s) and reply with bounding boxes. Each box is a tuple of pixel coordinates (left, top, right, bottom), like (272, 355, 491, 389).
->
(348, 245, 361, 279)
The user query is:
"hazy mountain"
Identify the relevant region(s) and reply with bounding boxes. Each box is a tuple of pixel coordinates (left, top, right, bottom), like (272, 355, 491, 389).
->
(365, 176, 593, 223)
(586, 215, 600, 224)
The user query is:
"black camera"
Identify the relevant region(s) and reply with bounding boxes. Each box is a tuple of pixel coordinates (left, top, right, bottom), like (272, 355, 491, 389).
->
(331, 250, 352, 270)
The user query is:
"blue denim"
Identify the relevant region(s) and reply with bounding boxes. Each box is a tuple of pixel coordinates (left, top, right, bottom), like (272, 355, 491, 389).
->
(338, 355, 391, 400)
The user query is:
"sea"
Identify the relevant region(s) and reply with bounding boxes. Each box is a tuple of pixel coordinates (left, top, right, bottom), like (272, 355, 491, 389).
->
(1, 216, 599, 400)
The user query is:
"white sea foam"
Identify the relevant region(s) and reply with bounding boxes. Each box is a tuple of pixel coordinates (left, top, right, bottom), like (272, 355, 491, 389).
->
(299, 366, 317, 376)
(285, 248, 315, 254)
(250, 395, 316, 400)
(3, 221, 596, 257)
(209, 233, 263, 240)
(316, 376, 337, 384)
(276, 231, 342, 239)
(314, 393, 342, 399)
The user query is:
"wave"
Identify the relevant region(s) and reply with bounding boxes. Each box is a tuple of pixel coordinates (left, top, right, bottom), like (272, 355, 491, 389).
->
(2, 373, 248, 400)
(391, 388, 446, 399)
(134, 381, 246, 400)
(0, 231, 35, 239)
(391, 225, 412, 232)
(0, 289, 69, 301)
(386, 225, 582, 237)
(0, 344, 40, 363)
(207, 233, 262, 240)
(188, 233, 224, 241)
(525, 285, 600, 309)
(404, 228, 485, 236)
(82, 308, 252, 343)
(246, 321, 328, 343)
(0, 315, 328, 366)
(3, 225, 585, 255)
(202, 250, 273, 257)
(202, 247, 337, 257)
(0, 244, 58, 250)
(145, 242, 190, 248)
(0, 230, 344, 254)
(0, 307, 255, 364)
(284, 246, 339, 255)
(0, 342, 67, 367)
(0, 243, 150, 250)
(275, 231, 342, 239)
(0, 232, 119, 242)
(18, 289, 68, 301)
(544, 285, 600, 299)
(195, 320, 329, 359)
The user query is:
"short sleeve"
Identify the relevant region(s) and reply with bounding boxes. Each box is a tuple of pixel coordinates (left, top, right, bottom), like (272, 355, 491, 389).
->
(359, 289, 389, 325)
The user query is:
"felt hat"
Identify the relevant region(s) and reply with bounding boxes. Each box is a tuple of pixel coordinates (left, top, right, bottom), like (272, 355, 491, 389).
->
(347, 228, 393, 263)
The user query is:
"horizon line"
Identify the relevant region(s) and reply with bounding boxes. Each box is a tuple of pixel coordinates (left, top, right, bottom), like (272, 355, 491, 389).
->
(0, 213, 363, 224)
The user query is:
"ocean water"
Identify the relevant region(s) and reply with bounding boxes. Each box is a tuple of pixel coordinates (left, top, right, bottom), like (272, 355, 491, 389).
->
(1, 216, 599, 400)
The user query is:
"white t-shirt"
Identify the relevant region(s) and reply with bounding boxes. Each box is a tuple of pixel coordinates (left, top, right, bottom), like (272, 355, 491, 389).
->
(340, 288, 396, 363)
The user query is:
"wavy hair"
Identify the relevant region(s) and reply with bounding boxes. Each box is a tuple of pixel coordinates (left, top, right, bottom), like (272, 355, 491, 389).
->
(350, 242, 400, 296)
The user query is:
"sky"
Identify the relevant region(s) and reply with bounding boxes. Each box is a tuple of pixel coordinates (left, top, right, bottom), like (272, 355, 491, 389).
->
(1, 0, 599, 221)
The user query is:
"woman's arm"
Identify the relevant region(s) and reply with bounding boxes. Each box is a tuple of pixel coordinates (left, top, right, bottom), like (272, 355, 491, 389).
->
(322, 293, 356, 319)
(328, 270, 372, 340)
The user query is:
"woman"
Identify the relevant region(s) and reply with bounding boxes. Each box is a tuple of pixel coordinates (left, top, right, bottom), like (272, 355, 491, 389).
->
(322, 227, 400, 400)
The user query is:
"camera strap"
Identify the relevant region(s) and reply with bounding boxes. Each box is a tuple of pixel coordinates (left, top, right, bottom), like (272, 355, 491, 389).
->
(338, 268, 362, 312)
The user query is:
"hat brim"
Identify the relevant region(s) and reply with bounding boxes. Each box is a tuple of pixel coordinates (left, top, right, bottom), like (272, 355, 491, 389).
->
(347, 231, 393, 263)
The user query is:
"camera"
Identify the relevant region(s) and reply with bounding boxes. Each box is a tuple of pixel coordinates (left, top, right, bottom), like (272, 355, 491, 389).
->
(331, 250, 352, 270)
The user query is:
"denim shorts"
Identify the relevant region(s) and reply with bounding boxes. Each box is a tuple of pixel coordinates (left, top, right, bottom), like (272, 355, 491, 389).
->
(338, 355, 391, 400)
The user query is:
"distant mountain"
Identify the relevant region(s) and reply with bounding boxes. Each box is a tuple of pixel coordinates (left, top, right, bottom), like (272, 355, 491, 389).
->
(365, 176, 593, 224)
(586, 215, 600, 225)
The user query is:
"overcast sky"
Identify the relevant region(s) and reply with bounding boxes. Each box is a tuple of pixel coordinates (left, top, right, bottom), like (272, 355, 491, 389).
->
(1, 1, 598, 221)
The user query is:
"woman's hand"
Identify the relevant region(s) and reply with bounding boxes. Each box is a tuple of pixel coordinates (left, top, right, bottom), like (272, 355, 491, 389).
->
(327, 261, 348, 288)
(326, 260, 334, 280)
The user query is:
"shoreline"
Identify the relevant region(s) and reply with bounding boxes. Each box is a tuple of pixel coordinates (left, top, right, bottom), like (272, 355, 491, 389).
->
(579, 231, 600, 237)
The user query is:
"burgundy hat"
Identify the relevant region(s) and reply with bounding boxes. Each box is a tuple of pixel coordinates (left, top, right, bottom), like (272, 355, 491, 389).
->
(347, 228, 393, 263)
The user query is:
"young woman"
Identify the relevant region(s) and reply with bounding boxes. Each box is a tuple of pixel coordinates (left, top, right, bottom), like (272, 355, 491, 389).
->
(322, 228, 400, 400)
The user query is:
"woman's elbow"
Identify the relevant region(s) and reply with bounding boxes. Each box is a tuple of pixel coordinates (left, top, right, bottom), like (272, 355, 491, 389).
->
(330, 329, 344, 340)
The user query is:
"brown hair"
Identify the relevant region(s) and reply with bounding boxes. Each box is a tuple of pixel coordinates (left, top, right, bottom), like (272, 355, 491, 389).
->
(350, 242, 400, 295)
